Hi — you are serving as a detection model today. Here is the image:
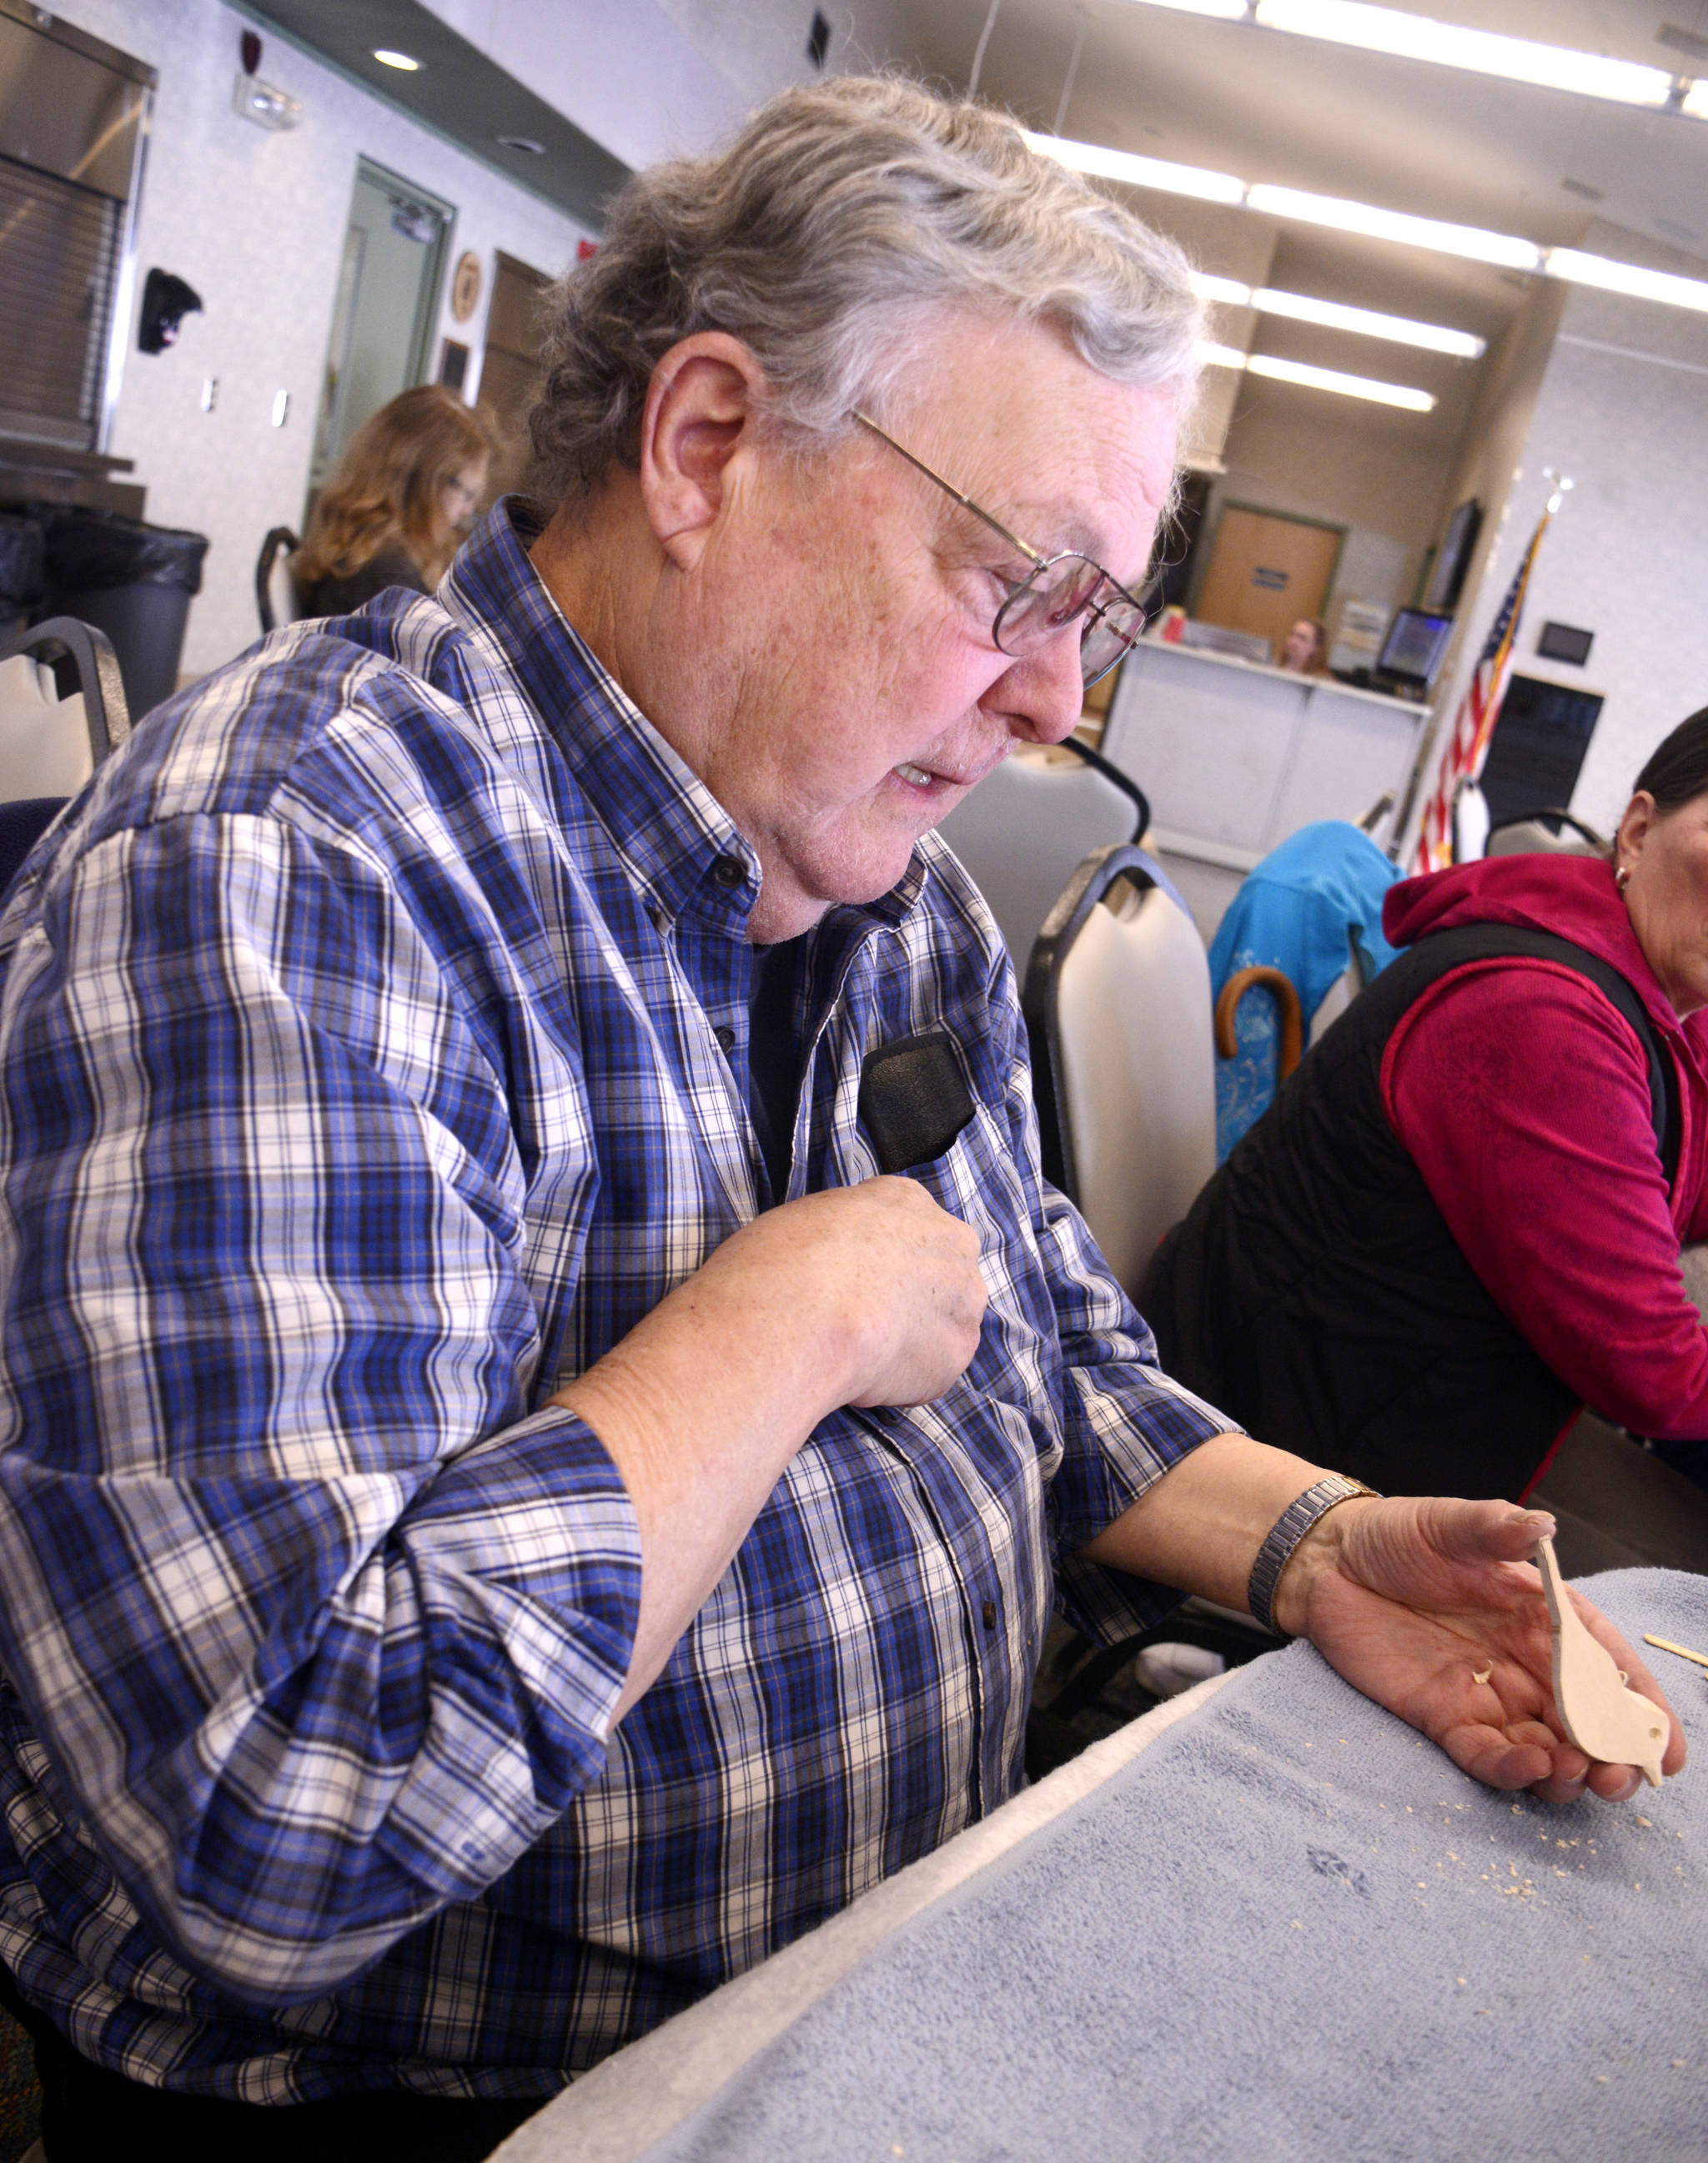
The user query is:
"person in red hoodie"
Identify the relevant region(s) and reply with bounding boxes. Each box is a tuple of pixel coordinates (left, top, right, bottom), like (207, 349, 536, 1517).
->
(1143, 707, 1708, 1561)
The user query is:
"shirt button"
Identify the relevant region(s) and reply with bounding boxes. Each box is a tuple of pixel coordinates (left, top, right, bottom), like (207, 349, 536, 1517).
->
(982, 1599, 997, 1632)
(711, 853, 746, 891)
(714, 1024, 736, 1055)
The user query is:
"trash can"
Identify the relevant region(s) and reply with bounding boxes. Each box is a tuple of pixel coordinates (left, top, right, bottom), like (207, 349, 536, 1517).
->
(36, 508, 208, 720)
(0, 514, 46, 640)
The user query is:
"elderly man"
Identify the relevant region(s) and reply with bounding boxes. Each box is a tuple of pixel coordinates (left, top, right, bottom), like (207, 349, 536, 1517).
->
(0, 77, 1680, 2162)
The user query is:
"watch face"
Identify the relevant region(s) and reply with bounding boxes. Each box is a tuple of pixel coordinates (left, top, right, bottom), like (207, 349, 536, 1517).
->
(451, 251, 483, 324)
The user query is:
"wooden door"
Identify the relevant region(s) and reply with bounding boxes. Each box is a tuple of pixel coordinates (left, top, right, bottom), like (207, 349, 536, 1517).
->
(1194, 506, 1342, 662)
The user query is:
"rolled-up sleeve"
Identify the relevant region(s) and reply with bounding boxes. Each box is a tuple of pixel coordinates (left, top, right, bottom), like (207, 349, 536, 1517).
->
(0, 810, 640, 2004)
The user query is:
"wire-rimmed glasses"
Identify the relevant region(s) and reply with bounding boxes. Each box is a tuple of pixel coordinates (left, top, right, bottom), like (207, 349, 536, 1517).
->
(851, 411, 1148, 689)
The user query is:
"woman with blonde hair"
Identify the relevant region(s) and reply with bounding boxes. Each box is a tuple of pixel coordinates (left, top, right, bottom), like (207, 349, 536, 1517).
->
(293, 384, 497, 616)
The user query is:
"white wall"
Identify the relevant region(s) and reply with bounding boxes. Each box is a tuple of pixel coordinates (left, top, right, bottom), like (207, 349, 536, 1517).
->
(1398, 272, 1565, 825)
(418, 0, 919, 168)
(1434, 224, 1708, 839)
(48, 0, 593, 682)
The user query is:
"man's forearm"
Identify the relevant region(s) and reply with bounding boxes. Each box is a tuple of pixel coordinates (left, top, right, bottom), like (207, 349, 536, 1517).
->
(1078, 1432, 1376, 1637)
(553, 1268, 855, 1719)
(553, 1177, 989, 1718)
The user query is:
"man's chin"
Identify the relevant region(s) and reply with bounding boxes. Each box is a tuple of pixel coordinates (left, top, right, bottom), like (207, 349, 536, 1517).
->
(750, 839, 923, 943)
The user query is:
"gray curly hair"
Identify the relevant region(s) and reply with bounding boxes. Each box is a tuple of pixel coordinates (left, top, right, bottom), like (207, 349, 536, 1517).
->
(527, 75, 1203, 506)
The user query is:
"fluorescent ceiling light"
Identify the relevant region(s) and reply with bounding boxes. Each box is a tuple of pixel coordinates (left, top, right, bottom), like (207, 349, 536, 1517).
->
(1545, 248, 1708, 315)
(1042, 135, 1708, 331)
(1685, 80, 1708, 120)
(1193, 269, 1483, 354)
(1245, 182, 1541, 269)
(1198, 342, 1436, 408)
(1245, 352, 1437, 409)
(1252, 286, 1484, 355)
(1024, 131, 1246, 204)
(1190, 273, 1253, 306)
(1253, 1, 1675, 108)
(373, 48, 422, 71)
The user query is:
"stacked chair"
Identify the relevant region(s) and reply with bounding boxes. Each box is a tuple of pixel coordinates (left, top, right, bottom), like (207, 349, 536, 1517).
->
(0, 617, 129, 892)
(254, 526, 302, 636)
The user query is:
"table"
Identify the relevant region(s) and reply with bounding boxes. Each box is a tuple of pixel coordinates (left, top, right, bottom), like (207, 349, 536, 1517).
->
(495, 1567, 1708, 2163)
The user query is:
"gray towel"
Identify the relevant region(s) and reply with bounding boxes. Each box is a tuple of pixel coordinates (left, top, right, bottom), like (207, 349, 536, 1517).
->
(641, 1568, 1708, 2162)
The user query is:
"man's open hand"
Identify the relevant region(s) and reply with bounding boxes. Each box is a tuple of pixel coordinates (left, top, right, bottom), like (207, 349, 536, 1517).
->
(1288, 1496, 1688, 1803)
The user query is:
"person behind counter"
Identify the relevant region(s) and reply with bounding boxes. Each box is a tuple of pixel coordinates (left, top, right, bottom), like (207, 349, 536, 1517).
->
(292, 384, 497, 616)
(1278, 614, 1325, 672)
(1144, 706, 1708, 1537)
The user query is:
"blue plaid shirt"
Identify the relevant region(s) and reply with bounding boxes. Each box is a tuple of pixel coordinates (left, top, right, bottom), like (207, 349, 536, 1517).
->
(0, 505, 1226, 2103)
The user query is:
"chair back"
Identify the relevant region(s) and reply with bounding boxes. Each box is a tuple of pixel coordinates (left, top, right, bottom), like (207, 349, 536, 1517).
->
(1024, 845, 1214, 1298)
(1485, 808, 1606, 860)
(0, 617, 128, 802)
(256, 526, 302, 634)
(937, 740, 1148, 968)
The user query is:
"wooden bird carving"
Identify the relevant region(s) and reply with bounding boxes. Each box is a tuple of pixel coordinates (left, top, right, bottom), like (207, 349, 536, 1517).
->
(1535, 1535, 1668, 1788)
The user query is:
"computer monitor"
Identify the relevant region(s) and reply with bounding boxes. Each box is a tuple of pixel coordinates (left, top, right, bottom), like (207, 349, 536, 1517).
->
(1374, 607, 1454, 696)
(1422, 499, 1481, 613)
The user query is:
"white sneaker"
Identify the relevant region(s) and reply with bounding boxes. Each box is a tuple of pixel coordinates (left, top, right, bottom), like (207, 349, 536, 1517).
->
(1133, 1642, 1226, 1700)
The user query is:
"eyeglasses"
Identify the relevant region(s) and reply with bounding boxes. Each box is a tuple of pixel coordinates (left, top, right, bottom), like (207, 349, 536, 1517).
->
(851, 412, 1148, 689)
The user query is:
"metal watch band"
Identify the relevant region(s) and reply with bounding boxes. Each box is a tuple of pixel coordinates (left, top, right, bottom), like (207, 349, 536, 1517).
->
(1246, 1475, 1379, 1637)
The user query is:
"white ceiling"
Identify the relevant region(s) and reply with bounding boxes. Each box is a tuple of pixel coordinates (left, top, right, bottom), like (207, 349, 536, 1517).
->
(894, 0, 1708, 252)
(858, 0, 1708, 375)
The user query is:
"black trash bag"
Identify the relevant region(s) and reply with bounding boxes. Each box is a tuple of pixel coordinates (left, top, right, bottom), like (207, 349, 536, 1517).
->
(0, 516, 47, 610)
(37, 507, 208, 596)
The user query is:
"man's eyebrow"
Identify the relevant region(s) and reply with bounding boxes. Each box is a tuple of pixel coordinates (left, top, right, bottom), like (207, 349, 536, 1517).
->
(940, 494, 1102, 565)
(1001, 491, 1153, 573)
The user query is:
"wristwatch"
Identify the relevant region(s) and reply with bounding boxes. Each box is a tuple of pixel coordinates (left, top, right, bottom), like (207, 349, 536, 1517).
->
(1246, 1474, 1379, 1637)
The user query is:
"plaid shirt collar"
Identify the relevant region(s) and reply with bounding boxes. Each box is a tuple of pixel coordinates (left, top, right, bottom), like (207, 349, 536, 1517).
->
(441, 500, 930, 941)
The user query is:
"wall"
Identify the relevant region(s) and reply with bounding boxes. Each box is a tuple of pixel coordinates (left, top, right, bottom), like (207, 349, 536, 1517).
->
(419, 0, 918, 169)
(47, 0, 593, 682)
(1401, 271, 1566, 795)
(1134, 194, 1277, 474)
(1202, 375, 1459, 638)
(1425, 222, 1708, 842)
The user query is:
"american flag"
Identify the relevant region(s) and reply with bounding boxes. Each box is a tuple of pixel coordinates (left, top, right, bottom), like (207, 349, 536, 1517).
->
(1411, 495, 1560, 874)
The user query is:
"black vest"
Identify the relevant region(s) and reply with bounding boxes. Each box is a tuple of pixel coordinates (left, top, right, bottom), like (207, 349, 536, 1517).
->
(1143, 924, 1679, 1502)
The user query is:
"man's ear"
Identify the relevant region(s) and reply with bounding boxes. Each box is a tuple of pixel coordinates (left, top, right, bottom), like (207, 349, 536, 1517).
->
(639, 332, 768, 569)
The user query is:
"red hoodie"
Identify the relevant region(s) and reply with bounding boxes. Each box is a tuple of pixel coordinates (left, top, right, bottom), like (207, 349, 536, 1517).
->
(1380, 853, 1708, 1441)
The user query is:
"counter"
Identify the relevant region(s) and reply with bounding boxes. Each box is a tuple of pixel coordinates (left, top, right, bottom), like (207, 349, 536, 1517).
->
(1099, 638, 1428, 938)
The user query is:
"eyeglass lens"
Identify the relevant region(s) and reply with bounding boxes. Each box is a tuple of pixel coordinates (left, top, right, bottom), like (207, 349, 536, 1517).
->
(993, 556, 1146, 687)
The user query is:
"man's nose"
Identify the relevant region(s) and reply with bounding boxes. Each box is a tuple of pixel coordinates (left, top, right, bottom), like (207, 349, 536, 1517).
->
(996, 627, 1087, 746)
